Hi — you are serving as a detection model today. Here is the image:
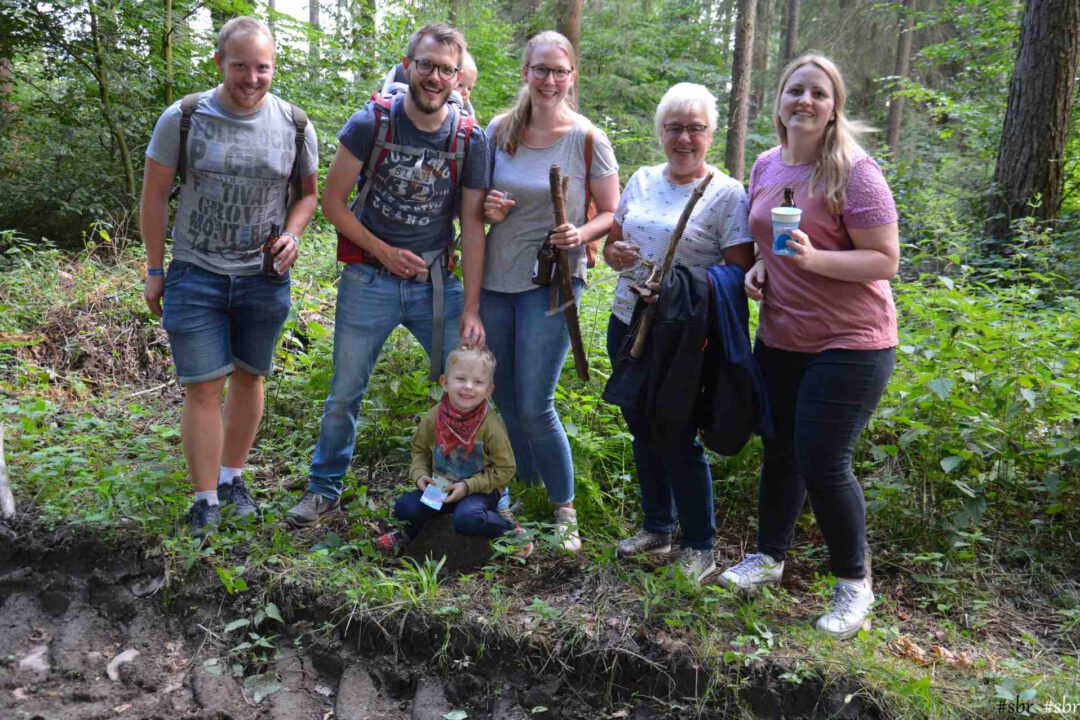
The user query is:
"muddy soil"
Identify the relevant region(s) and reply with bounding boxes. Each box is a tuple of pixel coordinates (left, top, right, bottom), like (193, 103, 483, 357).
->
(0, 522, 878, 719)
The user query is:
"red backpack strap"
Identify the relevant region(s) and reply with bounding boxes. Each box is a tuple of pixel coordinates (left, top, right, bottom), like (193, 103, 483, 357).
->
(446, 107, 475, 188)
(337, 93, 395, 264)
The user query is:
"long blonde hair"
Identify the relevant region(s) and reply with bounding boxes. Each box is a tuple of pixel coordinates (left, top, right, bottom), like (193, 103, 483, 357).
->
(491, 31, 577, 155)
(773, 53, 872, 213)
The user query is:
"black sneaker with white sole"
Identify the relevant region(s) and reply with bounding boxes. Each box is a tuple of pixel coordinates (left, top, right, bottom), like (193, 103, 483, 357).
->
(218, 478, 258, 518)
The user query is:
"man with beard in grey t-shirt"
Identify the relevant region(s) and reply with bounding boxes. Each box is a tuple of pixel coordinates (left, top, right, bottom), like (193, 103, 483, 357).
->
(141, 17, 318, 537)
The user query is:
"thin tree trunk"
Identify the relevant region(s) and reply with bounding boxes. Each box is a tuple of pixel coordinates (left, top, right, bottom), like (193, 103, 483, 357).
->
(88, 0, 137, 207)
(986, 0, 1080, 243)
(782, 0, 799, 62)
(885, 0, 914, 155)
(556, 0, 583, 66)
(0, 57, 14, 117)
(449, 0, 460, 24)
(309, 0, 320, 82)
(163, 0, 174, 105)
(750, 0, 773, 120)
(267, 0, 276, 35)
(725, 0, 756, 183)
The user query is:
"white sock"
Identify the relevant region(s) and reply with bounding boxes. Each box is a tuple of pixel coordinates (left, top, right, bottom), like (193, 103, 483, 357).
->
(195, 490, 220, 506)
(837, 577, 869, 591)
(218, 466, 244, 486)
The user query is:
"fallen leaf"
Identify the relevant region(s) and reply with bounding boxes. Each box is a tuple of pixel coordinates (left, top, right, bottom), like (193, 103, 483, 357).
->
(112, 703, 131, 714)
(890, 635, 929, 665)
(244, 673, 282, 704)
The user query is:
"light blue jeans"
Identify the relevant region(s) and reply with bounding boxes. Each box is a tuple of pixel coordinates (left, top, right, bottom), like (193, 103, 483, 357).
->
(480, 281, 583, 505)
(308, 262, 463, 498)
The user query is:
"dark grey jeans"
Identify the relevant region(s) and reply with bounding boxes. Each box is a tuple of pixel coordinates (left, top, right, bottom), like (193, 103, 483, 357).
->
(755, 340, 894, 579)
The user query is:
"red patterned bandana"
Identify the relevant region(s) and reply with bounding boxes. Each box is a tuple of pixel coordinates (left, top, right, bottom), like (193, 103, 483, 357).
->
(435, 394, 489, 456)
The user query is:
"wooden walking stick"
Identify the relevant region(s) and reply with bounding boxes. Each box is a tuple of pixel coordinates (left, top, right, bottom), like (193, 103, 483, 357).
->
(629, 171, 714, 359)
(549, 164, 590, 381)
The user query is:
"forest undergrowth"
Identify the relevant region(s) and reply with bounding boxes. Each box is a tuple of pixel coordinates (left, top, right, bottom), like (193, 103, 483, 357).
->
(0, 221, 1078, 718)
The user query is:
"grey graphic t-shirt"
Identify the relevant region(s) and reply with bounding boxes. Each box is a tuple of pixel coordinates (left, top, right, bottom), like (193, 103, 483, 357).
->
(146, 88, 319, 276)
(337, 95, 489, 254)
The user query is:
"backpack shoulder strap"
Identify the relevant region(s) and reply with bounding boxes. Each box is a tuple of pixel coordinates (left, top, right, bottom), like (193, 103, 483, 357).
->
(176, 92, 204, 187)
(447, 107, 475, 187)
(286, 103, 309, 213)
(583, 125, 595, 217)
(353, 93, 395, 212)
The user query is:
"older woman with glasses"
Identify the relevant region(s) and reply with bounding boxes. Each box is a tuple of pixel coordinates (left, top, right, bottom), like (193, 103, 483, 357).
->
(481, 31, 620, 551)
(604, 83, 754, 582)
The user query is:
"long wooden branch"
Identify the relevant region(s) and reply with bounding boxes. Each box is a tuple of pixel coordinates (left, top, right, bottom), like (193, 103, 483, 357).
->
(549, 164, 590, 381)
(629, 172, 714, 359)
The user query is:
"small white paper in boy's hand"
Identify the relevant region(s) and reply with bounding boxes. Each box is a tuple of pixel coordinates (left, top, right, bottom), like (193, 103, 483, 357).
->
(429, 474, 451, 490)
(420, 483, 449, 510)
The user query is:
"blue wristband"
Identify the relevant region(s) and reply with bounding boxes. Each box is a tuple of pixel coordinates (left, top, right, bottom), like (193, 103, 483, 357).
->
(147, 267, 164, 277)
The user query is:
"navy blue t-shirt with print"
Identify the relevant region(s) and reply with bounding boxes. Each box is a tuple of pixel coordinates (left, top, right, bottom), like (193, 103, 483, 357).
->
(337, 96, 489, 254)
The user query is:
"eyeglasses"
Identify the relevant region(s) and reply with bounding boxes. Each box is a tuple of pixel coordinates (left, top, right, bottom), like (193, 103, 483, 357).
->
(529, 65, 573, 82)
(663, 122, 709, 137)
(409, 57, 459, 80)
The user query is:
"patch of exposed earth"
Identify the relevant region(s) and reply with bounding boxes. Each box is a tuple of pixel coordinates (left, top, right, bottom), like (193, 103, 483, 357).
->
(0, 520, 878, 719)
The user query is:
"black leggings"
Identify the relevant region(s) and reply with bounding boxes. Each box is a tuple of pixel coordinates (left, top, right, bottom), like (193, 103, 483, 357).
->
(755, 341, 894, 579)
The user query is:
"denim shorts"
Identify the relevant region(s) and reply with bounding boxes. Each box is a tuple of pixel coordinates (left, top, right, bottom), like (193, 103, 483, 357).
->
(161, 260, 290, 385)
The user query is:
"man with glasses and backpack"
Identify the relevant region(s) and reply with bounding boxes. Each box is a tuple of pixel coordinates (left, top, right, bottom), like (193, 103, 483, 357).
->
(141, 16, 319, 537)
(285, 23, 490, 528)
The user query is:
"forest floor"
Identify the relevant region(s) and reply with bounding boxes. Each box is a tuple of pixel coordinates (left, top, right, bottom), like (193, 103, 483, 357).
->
(1, 243, 1077, 719)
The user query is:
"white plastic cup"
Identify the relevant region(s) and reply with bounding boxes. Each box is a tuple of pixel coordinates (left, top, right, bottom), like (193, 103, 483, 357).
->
(771, 207, 802, 256)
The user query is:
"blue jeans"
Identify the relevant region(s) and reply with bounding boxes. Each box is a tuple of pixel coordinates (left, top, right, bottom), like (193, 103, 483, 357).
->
(755, 341, 894, 579)
(607, 315, 715, 550)
(394, 489, 513, 539)
(308, 263, 463, 498)
(162, 260, 290, 385)
(480, 282, 582, 505)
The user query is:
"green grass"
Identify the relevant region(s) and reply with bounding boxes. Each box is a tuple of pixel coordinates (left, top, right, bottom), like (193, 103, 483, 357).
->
(1, 227, 1077, 718)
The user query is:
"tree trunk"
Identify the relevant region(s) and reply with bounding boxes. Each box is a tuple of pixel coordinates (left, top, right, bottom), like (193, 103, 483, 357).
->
(725, 0, 756, 183)
(309, 0, 320, 82)
(0, 57, 14, 117)
(449, 0, 460, 24)
(750, 0, 773, 120)
(556, 0, 583, 66)
(267, 0, 276, 35)
(782, 0, 799, 62)
(885, 0, 914, 156)
(163, 0, 174, 105)
(88, 0, 137, 207)
(985, 0, 1080, 244)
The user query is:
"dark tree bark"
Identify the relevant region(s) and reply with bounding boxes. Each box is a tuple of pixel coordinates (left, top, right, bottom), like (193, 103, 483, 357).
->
(750, 0, 773, 120)
(725, 0, 756, 183)
(163, 0, 174, 105)
(885, 0, 915, 156)
(986, 0, 1080, 243)
(782, 0, 799, 62)
(87, 0, 136, 206)
(309, 0, 321, 82)
(556, 0, 583, 65)
(0, 57, 13, 116)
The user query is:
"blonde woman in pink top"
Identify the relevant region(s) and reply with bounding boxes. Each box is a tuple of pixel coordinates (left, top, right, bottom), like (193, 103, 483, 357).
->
(717, 53, 900, 640)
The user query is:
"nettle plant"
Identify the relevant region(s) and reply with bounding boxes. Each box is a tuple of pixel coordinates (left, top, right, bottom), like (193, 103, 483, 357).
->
(865, 273, 1079, 557)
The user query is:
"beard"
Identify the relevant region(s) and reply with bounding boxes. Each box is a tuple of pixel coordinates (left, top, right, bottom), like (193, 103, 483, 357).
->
(408, 75, 451, 114)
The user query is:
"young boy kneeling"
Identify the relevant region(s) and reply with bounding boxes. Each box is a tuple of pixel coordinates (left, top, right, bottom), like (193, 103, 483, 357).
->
(377, 347, 531, 557)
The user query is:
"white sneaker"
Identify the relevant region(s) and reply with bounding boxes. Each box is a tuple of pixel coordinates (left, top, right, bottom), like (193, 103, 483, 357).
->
(718, 552, 784, 590)
(554, 506, 582, 553)
(816, 577, 874, 639)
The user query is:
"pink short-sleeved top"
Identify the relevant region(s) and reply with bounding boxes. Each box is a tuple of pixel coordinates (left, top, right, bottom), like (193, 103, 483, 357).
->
(747, 145, 899, 353)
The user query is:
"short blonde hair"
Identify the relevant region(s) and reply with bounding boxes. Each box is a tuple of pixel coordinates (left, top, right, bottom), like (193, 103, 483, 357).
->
(445, 345, 496, 380)
(460, 50, 478, 82)
(217, 16, 275, 57)
(654, 83, 719, 138)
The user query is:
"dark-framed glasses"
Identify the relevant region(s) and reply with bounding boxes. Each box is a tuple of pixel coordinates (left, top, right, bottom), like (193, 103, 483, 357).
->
(409, 57, 460, 80)
(663, 122, 709, 137)
(530, 65, 573, 82)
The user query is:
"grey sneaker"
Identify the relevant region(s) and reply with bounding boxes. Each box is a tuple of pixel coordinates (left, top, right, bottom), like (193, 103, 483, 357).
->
(186, 500, 221, 538)
(218, 478, 258, 518)
(616, 529, 672, 559)
(670, 547, 716, 584)
(496, 488, 515, 524)
(284, 491, 341, 528)
(816, 578, 874, 639)
(554, 506, 582, 552)
(718, 552, 784, 590)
